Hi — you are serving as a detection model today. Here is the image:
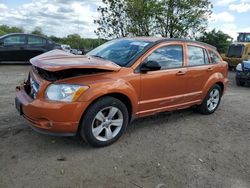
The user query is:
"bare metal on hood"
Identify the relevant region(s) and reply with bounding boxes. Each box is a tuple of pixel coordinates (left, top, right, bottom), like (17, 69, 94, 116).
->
(30, 49, 121, 72)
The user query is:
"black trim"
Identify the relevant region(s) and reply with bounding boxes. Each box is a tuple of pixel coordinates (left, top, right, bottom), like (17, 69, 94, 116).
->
(157, 38, 217, 50)
(26, 123, 76, 137)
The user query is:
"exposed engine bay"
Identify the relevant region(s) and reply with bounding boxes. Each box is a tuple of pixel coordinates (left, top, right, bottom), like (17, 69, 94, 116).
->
(33, 66, 111, 81)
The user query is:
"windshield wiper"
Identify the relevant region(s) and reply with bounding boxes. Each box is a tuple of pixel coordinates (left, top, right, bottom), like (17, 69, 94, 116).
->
(91, 55, 106, 60)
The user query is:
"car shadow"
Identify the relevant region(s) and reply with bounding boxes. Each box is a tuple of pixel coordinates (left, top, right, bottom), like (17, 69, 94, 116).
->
(3, 107, 198, 151)
(0, 61, 30, 65)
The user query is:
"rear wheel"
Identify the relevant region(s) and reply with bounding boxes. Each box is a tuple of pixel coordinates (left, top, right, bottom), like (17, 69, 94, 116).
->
(80, 96, 129, 147)
(198, 84, 222, 115)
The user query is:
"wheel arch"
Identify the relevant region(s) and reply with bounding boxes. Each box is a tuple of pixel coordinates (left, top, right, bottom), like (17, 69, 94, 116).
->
(215, 81, 224, 93)
(78, 92, 134, 130)
(202, 72, 226, 99)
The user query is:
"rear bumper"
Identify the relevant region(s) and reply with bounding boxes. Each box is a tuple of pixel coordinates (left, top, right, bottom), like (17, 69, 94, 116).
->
(15, 86, 88, 136)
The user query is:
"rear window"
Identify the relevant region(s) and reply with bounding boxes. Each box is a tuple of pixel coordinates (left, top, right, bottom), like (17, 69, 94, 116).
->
(227, 45, 244, 58)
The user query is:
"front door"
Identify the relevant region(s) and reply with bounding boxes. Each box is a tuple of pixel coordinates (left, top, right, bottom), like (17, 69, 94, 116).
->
(138, 43, 188, 116)
(0, 35, 26, 61)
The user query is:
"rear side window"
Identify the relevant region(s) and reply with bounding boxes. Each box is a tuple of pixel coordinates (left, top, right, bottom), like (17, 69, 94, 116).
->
(208, 50, 221, 64)
(28, 36, 46, 45)
(187, 46, 208, 66)
(147, 45, 183, 69)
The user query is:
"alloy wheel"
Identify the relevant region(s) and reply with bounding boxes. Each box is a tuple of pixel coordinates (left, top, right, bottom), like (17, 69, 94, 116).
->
(91, 106, 123, 141)
(207, 88, 220, 112)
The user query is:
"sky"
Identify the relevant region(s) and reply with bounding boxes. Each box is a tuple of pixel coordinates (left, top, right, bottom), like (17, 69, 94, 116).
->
(0, 0, 250, 39)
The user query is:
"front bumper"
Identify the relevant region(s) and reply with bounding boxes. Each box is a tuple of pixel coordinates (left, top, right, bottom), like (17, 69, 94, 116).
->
(236, 71, 250, 83)
(15, 85, 88, 136)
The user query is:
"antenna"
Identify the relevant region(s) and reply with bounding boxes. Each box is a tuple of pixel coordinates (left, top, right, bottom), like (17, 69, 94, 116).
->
(77, 15, 80, 51)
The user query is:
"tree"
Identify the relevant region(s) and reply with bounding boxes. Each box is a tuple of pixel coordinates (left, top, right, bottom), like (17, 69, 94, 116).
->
(94, 0, 129, 39)
(0, 25, 24, 36)
(155, 0, 212, 38)
(31, 27, 44, 36)
(126, 0, 160, 36)
(95, 0, 213, 39)
(197, 29, 233, 53)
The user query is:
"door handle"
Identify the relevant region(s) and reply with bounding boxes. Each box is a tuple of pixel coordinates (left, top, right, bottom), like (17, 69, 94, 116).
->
(207, 67, 213, 72)
(176, 71, 186, 76)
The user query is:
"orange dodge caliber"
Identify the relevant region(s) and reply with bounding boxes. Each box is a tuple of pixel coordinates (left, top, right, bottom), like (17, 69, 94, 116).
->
(15, 38, 228, 147)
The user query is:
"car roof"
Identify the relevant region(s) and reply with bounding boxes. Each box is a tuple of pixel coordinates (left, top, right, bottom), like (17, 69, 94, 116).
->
(120, 37, 217, 50)
(0, 33, 48, 40)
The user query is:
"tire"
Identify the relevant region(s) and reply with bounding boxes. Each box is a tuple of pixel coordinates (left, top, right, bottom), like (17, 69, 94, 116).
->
(197, 84, 222, 115)
(80, 96, 129, 147)
(236, 79, 245, 86)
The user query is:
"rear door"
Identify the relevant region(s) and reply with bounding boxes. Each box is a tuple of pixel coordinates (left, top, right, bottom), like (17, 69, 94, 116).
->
(0, 35, 26, 61)
(26, 35, 47, 60)
(185, 44, 215, 102)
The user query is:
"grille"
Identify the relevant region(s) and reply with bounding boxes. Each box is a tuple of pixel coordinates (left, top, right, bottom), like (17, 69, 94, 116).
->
(25, 74, 39, 99)
(243, 67, 250, 76)
(30, 77, 39, 98)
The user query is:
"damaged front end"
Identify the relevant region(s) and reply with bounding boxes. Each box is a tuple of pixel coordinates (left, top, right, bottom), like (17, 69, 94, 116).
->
(32, 66, 112, 82)
(28, 49, 121, 81)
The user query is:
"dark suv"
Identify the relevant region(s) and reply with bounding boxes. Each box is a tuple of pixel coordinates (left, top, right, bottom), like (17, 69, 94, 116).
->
(0, 33, 61, 62)
(236, 60, 250, 86)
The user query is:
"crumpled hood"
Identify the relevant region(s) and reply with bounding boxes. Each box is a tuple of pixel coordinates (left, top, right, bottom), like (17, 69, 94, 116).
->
(242, 60, 250, 69)
(30, 49, 121, 72)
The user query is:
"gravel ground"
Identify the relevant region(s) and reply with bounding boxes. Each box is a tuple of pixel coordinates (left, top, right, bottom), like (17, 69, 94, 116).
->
(0, 65, 249, 188)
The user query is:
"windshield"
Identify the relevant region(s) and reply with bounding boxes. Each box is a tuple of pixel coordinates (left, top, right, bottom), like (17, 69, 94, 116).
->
(87, 39, 151, 66)
(238, 33, 250, 42)
(227, 44, 244, 58)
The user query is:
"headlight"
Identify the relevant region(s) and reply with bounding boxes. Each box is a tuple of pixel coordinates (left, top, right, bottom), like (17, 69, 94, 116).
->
(46, 84, 89, 102)
(236, 63, 242, 71)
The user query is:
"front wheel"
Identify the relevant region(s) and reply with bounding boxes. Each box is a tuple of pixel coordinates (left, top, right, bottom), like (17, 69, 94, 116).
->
(197, 84, 222, 115)
(80, 96, 129, 147)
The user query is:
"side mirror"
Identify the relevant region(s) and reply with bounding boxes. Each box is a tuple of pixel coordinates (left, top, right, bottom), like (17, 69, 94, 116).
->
(0, 41, 4, 46)
(141, 60, 161, 72)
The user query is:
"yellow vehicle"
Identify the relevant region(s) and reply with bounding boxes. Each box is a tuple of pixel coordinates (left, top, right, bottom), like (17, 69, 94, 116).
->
(223, 33, 250, 69)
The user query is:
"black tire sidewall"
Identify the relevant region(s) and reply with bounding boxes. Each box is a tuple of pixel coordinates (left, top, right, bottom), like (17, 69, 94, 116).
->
(80, 96, 129, 147)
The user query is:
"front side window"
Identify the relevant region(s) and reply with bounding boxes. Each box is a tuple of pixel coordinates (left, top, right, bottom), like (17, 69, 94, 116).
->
(28, 36, 46, 45)
(187, 46, 207, 66)
(209, 50, 221, 64)
(147, 45, 183, 69)
(3, 35, 26, 45)
(87, 39, 151, 66)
